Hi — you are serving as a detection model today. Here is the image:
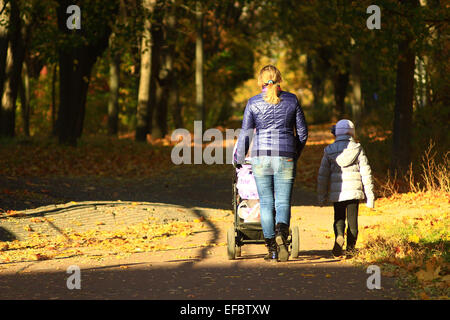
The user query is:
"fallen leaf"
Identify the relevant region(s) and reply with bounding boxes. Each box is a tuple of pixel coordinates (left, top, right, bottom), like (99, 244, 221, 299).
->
(419, 292, 429, 300)
(301, 273, 315, 277)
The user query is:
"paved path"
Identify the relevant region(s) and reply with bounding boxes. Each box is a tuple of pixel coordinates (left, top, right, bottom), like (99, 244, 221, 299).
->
(0, 166, 410, 300)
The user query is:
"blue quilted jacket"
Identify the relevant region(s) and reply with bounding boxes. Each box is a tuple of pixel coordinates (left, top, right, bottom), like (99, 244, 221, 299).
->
(234, 91, 308, 163)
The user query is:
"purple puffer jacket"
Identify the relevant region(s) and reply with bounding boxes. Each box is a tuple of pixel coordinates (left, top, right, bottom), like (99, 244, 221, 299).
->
(234, 90, 308, 164)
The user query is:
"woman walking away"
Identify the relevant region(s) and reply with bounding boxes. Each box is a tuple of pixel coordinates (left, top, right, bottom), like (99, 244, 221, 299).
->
(233, 65, 308, 262)
(317, 120, 375, 258)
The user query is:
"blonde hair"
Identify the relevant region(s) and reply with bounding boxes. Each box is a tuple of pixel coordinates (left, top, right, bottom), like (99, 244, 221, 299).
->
(258, 65, 282, 104)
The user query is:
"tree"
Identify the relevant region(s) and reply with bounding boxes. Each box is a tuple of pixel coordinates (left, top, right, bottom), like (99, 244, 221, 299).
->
(194, 0, 204, 122)
(19, 61, 30, 136)
(135, 0, 156, 142)
(149, 0, 166, 138)
(56, 0, 119, 145)
(391, 0, 420, 172)
(0, 0, 24, 137)
(0, 0, 9, 98)
(107, 38, 120, 136)
(350, 49, 362, 125)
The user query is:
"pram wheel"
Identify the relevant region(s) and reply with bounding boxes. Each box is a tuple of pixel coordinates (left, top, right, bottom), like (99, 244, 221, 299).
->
(289, 225, 300, 258)
(227, 226, 237, 260)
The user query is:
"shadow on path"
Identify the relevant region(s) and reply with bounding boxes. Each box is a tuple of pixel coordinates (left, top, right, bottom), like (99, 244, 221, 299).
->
(0, 261, 410, 300)
(0, 165, 319, 213)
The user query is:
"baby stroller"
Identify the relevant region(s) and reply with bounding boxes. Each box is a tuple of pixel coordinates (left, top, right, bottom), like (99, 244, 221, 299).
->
(227, 159, 300, 260)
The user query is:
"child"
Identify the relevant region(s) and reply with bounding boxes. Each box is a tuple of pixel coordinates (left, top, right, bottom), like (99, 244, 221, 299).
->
(317, 119, 374, 257)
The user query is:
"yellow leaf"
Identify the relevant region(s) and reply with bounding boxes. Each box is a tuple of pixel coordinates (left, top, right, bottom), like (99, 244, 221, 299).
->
(441, 275, 450, 284)
(301, 273, 315, 277)
(415, 266, 440, 282)
(419, 292, 429, 300)
(408, 234, 420, 243)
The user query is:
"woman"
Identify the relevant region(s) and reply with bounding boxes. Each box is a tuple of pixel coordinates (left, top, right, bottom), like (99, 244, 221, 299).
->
(233, 65, 308, 262)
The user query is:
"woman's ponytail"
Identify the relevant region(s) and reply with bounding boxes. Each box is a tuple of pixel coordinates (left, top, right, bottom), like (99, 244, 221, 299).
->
(265, 82, 280, 105)
(258, 65, 282, 105)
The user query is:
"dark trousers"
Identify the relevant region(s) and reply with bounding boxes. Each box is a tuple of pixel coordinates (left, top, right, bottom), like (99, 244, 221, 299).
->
(333, 199, 359, 248)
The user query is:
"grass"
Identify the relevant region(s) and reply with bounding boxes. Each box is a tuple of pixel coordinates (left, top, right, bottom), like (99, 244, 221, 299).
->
(353, 142, 450, 300)
(354, 205, 449, 299)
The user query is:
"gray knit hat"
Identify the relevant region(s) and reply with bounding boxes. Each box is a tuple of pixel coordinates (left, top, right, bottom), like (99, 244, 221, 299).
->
(335, 119, 355, 136)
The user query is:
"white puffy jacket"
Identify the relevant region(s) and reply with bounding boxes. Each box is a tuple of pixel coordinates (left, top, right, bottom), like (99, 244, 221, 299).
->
(317, 135, 374, 207)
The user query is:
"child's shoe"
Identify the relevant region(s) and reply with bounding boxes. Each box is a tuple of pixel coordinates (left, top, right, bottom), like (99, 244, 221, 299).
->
(332, 235, 345, 257)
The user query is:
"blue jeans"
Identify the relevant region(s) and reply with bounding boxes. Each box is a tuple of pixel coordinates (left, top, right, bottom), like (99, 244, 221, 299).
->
(251, 156, 296, 239)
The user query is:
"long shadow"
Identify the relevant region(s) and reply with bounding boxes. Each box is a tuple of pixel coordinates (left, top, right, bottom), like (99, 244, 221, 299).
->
(0, 201, 147, 220)
(0, 226, 16, 242)
(298, 249, 335, 260)
(183, 208, 220, 266)
(0, 163, 320, 213)
(0, 262, 410, 300)
(230, 250, 340, 263)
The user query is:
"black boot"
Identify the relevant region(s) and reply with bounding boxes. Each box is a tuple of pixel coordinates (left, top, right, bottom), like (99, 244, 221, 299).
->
(264, 238, 278, 261)
(345, 230, 358, 258)
(275, 223, 289, 262)
(332, 235, 344, 257)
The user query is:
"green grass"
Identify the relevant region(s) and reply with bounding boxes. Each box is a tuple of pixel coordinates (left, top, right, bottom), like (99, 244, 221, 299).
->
(355, 208, 449, 299)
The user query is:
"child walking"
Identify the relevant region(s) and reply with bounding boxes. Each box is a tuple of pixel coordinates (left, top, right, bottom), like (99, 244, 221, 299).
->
(317, 120, 375, 257)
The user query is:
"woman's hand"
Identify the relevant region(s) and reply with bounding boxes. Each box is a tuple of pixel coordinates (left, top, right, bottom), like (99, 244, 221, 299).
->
(232, 161, 242, 169)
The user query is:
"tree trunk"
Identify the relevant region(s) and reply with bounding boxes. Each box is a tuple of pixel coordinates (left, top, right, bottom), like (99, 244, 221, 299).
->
(195, 1, 204, 121)
(332, 71, 349, 119)
(363, 65, 380, 114)
(152, 80, 165, 138)
(135, 0, 156, 142)
(19, 61, 30, 136)
(390, 0, 419, 173)
(350, 51, 362, 125)
(56, 0, 115, 145)
(215, 92, 232, 126)
(172, 79, 183, 128)
(149, 13, 164, 138)
(108, 48, 120, 136)
(415, 57, 426, 109)
(0, 0, 24, 137)
(57, 49, 91, 145)
(391, 40, 416, 171)
(152, 3, 174, 139)
(306, 56, 325, 110)
(0, 0, 9, 98)
(51, 64, 57, 136)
